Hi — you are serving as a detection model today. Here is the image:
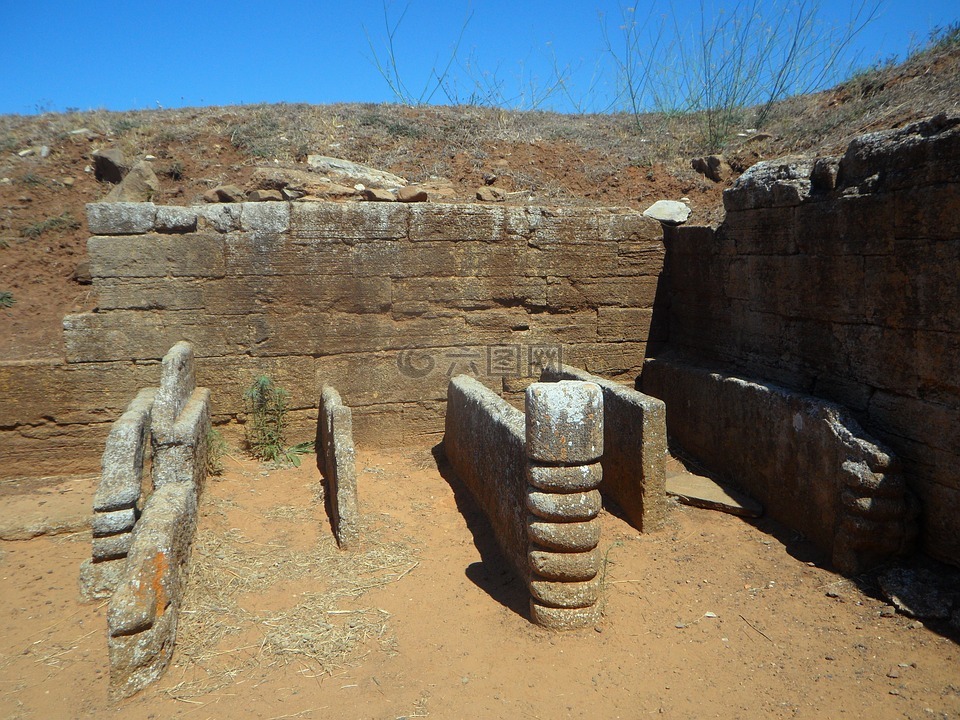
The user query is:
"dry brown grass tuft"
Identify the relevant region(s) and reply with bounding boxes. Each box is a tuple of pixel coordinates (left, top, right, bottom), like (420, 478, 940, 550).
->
(169, 512, 417, 699)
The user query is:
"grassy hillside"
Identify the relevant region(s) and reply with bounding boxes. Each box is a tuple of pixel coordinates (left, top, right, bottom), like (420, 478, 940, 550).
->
(0, 37, 957, 360)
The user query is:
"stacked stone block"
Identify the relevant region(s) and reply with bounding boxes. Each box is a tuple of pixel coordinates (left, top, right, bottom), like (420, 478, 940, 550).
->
(319, 386, 359, 549)
(151, 341, 211, 493)
(78, 341, 211, 697)
(525, 381, 605, 630)
(542, 364, 666, 533)
(79, 388, 156, 599)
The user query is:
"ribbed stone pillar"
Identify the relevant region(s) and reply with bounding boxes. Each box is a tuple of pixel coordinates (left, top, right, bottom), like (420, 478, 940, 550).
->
(524, 381, 604, 630)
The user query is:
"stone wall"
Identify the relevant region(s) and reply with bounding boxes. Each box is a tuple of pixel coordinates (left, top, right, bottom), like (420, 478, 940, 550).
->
(650, 116, 960, 566)
(0, 200, 663, 478)
(443, 376, 606, 629)
(643, 355, 918, 573)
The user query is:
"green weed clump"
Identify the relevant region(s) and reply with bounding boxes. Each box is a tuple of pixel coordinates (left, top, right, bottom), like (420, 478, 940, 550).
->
(21, 211, 80, 239)
(205, 428, 228, 477)
(0, 291, 14, 309)
(243, 375, 313, 466)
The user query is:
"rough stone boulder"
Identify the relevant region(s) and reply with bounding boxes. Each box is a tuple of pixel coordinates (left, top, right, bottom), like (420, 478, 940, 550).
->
(723, 156, 815, 211)
(103, 161, 160, 203)
(306, 155, 408, 190)
(92, 148, 128, 183)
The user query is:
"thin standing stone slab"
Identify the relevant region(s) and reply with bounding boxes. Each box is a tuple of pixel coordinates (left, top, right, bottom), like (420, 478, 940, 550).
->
(666, 472, 763, 518)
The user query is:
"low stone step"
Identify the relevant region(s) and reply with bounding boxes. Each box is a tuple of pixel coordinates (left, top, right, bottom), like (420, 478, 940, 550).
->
(666, 472, 763, 518)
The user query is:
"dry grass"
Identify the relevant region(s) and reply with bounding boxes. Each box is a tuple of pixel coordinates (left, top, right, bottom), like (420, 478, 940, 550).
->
(168, 511, 417, 700)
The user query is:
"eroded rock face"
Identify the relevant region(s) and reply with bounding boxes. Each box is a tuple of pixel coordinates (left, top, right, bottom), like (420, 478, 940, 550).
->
(103, 161, 160, 203)
(723, 157, 815, 211)
(306, 155, 408, 190)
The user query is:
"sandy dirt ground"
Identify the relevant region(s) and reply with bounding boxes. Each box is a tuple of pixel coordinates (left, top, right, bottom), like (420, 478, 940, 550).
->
(1, 446, 958, 720)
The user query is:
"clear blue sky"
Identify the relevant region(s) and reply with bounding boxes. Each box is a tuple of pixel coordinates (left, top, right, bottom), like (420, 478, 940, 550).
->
(0, 0, 956, 115)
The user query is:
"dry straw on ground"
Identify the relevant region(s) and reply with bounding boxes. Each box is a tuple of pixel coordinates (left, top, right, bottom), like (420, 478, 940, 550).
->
(167, 500, 417, 700)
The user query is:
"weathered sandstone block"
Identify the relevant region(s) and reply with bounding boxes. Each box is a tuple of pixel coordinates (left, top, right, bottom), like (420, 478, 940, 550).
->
(525, 381, 603, 464)
(543, 364, 667, 532)
(86, 202, 157, 235)
(529, 575, 602, 608)
(319, 386, 359, 549)
(530, 602, 602, 630)
(526, 488, 602, 522)
(107, 482, 197, 699)
(528, 548, 602, 582)
(93, 388, 155, 512)
(526, 463, 602, 493)
(526, 517, 601, 552)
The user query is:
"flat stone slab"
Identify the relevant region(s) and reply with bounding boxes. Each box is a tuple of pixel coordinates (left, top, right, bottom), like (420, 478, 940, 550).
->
(666, 472, 763, 518)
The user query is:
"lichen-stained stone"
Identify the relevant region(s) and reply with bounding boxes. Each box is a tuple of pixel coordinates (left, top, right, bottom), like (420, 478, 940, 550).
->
(93, 532, 133, 561)
(152, 342, 196, 443)
(526, 488, 601, 522)
(86, 202, 157, 235)
(526, 462, 602, 493)
(196, 203, 242, 232)
(92, 508, 137, 537)
(525, 381, 603, 464)
(94, 388, 155, 513)
(108, 482, 197, 699)
(154, 206, 198, 233)
(528, 547, 602, 582)
(529, 575, 602, 608)
(530, 600, 602, 630)
(527, 516, 600, 552)
(240, 201, 290, 234)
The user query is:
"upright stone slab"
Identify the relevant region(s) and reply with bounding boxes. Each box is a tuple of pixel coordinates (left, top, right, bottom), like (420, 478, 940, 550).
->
(80, 388, 156, 600)
(524, 381, 605, 630)
(319, 386, 359, 549)
(443, 375, 529, 578)
(152, 341, 196, 443)
(542, 364, 667, 532)
(151, 341, 211, 491)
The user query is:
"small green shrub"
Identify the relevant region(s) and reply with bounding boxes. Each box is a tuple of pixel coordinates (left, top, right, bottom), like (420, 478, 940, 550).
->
(21, 211, 80, 239)
(0, 291, 14, 309)
(243, 375, 314, 466)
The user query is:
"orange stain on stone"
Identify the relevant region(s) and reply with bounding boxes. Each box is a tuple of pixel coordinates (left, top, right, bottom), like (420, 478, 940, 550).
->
(149, 551, 169, 617)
